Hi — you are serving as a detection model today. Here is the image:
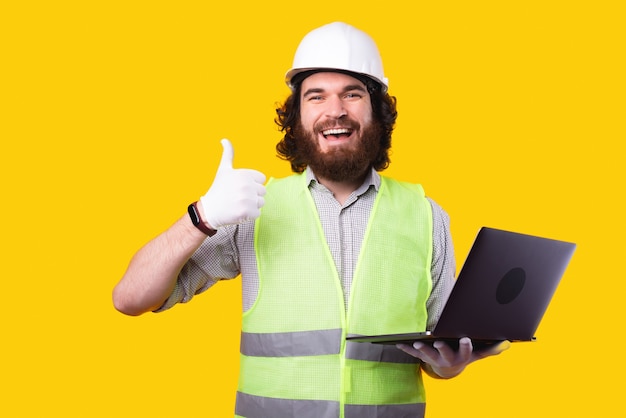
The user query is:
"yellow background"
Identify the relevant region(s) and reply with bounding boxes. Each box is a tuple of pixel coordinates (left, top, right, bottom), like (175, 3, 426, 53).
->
(2, 1, 624, 416)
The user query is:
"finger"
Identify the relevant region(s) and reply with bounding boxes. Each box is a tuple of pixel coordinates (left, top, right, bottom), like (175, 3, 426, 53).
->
(253, 182, 266, 197)
(219, 138, 234, 170)
(236, 168, 266, 184)
(432, 340, 458, 364)
(457, 337, 473, 358)
(409, 342, 442, 364)
(243, 169, 266, 185)
(497, 340, 512, 352)
(396, 344, 427, 361)
(485, 340, 511, 356)
(472, 340, 511, 360)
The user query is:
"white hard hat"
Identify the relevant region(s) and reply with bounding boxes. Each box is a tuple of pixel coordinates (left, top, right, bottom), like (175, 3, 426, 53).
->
(285, 22, 389, 92)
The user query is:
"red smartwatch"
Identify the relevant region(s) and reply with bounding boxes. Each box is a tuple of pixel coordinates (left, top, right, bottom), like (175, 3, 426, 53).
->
(187, 202, 217, 236)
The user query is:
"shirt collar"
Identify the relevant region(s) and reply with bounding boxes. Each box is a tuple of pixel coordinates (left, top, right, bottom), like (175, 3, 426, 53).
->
(305, 166, 381, 194)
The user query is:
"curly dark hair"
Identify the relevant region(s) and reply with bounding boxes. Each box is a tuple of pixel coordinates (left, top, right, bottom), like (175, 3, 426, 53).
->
(275, 71, 398, 173)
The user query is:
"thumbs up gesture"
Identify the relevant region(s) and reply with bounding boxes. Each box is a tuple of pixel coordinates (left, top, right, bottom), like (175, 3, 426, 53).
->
(199, 139, 267, 230)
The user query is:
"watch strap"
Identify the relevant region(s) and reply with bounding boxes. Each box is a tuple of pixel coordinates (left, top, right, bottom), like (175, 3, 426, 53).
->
(188, 202, 217, 236)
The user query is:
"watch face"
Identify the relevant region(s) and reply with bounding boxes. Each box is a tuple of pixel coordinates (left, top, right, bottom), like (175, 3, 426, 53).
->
(187, 202, 216, 236)
(188, 203, 201, 225)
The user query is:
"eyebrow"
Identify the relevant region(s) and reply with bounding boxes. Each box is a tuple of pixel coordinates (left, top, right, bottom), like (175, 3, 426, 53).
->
(302, 84, 368, 98)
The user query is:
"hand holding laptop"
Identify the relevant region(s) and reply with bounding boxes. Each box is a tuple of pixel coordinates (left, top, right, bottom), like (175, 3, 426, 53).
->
(397, 337, 511, 379)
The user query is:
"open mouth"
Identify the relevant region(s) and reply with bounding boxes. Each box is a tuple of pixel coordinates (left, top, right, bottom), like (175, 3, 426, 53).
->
(321, 128, 354, 140)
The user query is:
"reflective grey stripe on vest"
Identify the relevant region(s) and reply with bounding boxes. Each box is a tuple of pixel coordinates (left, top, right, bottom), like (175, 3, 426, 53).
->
(236, 392, 339, 418)
(345, 339, 421, 364)
(345, 403, 425, 418)
(236, 392, 425, 418)
(240, 329, 342, 357)
(241, 330, 420, 364)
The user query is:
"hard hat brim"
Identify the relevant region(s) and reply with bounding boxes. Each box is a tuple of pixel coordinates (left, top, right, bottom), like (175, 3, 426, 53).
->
(285, 67, 388, 93)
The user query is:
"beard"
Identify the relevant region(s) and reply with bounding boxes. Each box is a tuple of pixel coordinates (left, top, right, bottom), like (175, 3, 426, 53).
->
(293, 117, 384, 183)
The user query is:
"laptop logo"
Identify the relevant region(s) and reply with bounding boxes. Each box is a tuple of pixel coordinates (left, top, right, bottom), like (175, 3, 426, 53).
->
(496, 267, 526, 304)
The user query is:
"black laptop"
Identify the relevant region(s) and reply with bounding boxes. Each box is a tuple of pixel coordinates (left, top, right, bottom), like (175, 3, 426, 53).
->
(346, 227, 576, 349)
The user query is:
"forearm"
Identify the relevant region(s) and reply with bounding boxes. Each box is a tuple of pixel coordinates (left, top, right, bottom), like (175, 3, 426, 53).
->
(112, 213, 209, 316)
(113, 139, 265, 316)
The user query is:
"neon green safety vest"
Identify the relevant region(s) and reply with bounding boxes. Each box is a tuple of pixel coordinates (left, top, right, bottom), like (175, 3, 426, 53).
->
(235, 173, 433, 418)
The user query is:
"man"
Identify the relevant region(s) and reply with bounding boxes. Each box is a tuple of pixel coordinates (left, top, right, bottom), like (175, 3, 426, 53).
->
(113, 21, 508, 418)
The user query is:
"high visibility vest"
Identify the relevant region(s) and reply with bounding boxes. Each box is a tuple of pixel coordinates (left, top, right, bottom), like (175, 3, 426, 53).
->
(235, 173, 433, 418)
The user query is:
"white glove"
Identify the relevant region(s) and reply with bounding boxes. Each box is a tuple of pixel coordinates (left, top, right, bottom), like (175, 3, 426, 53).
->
(200, 139, 266, 229)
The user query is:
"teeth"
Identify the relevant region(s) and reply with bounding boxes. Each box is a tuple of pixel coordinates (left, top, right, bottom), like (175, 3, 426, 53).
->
(322, 128, 350, 136)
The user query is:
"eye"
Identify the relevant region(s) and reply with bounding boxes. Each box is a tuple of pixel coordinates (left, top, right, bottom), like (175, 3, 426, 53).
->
(344, 92, 363, 100)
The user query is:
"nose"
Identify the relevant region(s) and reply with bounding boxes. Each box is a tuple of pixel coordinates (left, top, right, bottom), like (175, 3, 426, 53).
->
(325, 96, 347, 119)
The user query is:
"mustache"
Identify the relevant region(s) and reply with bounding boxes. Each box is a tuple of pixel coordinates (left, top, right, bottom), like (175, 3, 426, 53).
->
(314, 118, 360, 133)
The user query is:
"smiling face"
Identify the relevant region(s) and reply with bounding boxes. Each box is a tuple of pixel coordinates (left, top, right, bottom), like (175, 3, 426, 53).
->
(299, 71, 373, 153)
(294, 71, 383, 183)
